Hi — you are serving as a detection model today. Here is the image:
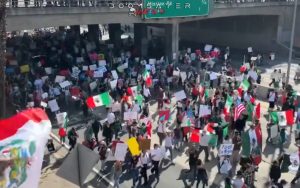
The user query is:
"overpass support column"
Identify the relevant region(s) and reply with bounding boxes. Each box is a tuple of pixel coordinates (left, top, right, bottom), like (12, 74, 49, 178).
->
(88, 24, 100, 51)
(172, 22, 179, 61)
(70, 25, 80, 37)
(165, 22, 179, 62)
(108, 24, 122, 53)
(134, 23, 148, 57)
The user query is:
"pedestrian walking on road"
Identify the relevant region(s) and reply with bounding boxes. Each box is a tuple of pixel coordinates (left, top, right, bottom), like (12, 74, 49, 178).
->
(140, 150, 150, 186)
(113, 160, 122, 188)
(196, 159, 208, 188)
(291, 165, 300, 184)
(98, 141, 109, 172)
(92, 119, 100, 142)
(150, 144, 161, 179)
(131, 155, 140, 188)
(269, 160, 281, 184)
(67, 127, 78, 151)
(186, 147, 198, 179)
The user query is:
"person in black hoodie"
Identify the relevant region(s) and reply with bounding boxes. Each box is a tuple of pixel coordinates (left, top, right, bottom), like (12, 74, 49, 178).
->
(92, 119, 101, 142)
(234, 114, 248, 134)
(269, 160, 281, 183)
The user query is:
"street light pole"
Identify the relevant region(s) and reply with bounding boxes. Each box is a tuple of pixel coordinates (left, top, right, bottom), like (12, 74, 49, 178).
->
(286, 0, 298, 85)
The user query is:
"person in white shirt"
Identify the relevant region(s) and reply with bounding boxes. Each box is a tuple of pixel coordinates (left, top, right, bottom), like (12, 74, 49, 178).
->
(143, 85, 151, 102)
(140, 150, 150, 185)
(165, 132, 173, 161)
(268, 90, 276, 109)
(150, 144, 161, 178)
(157, 121, 166, 145)
(199, 130, 210, 162)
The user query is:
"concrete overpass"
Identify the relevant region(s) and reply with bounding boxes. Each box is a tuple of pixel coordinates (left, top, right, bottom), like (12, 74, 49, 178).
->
(6, 1, 296, 31)
(5, 1, 300, 57)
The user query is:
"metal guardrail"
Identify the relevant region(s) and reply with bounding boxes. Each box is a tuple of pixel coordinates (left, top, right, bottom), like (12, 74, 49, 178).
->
(5, 0, 295, 8)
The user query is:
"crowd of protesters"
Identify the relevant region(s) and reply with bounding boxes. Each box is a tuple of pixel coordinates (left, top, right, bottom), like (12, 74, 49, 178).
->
(6, 28, 300, 188)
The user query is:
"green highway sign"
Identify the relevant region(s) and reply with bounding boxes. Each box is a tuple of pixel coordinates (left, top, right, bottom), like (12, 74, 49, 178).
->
(143, 0, 210, 19)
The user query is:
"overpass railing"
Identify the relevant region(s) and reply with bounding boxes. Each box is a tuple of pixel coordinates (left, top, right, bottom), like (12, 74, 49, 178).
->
(5, 0, 295, 8)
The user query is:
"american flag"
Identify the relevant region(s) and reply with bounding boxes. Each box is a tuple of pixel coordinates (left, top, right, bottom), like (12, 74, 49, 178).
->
(234, 103, 246, 121)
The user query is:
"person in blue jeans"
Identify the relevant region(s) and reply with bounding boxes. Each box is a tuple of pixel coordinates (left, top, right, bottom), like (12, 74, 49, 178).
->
(131, 155, 139, 188)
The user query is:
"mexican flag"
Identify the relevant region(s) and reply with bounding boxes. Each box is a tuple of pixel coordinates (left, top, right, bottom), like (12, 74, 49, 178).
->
(143, 70, 150, 81)
(223, 95, 233, 115)
(247, 103, 254, 121)
(190, 129, 200, 143)
(241, 125, 262, 165)
(86, 92, 112, 108)
(240, 79, 250, 91)
(270, 110, 294, 126)
(143, 70, 152, 87)
(0, 108, 52, 188)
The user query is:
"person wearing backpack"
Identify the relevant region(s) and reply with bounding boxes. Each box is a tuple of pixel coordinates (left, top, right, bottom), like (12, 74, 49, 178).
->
(196, 159, 208, 188)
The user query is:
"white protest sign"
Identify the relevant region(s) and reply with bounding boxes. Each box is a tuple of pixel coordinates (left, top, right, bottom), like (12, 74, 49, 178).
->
(41, 76, 49, 82)
(110, 80, 118, 89)
(248, 70, 258, 81)
(199, 105, 211, 117)
(124, 111, 138, 120)
(149, 59, 156, 65)
(219, 144, 234, 156)
(42, 93, 48, 99)
(72, 66, 80, 73)
(59, 80, 71, 88)
(93, 71, 103, 78)
(82, 66, 88, 71)
(55, 75, 65, 83)
(180, 72, 187, 82)
(76, 57, 84, 63)
(89, 64, 97, 71)
(40, 101, 47, 108)
(123, 62, 128, 69)
(174, 90, 187, 101)
(172, 53, 176, 60)
(45, 67, 52, 75)
(48, 99, 59, 112)
(209, 72, 218, 80)
(248, 47, 253, 53)
(204, 44, 213, 52)
(111, 70, 118, 80)
(167, 77, 173, 83)
(97, 66, 107, 73)
(145, 64, 151, 71)
(112, 102, 121, 112)
(173, 70, 180, 77)
(251, 57, 257, 61)
(115, 143, 128, 161)
(89, 81, 97, 91)
(56, 112, 67, 125)
(27, 102, 34, 108)
(98, 60, 106, 66)
(289, 153, 300, 174)
(187, 48, 191, 53)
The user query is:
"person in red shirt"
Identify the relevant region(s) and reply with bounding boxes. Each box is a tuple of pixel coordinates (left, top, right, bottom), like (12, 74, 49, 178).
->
(192, 85, 200, 101)
(58, 127, 67, 144)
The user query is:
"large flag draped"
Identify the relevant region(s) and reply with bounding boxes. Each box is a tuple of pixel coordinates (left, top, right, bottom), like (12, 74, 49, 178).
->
(0, 108, 52, 188)
(242, 125, 262, 163)
(223, 95, 233, 115)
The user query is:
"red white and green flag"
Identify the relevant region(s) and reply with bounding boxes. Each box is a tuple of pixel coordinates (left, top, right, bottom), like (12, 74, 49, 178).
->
(270, 110, 294, 126)
(86, 92, 112, 108)
(143, 70, 152, 87)
(240, 79, 250, 91)
(241, 125, 262, 165)
(0, 108, 52, 188)
(223, 95, 233, 115)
